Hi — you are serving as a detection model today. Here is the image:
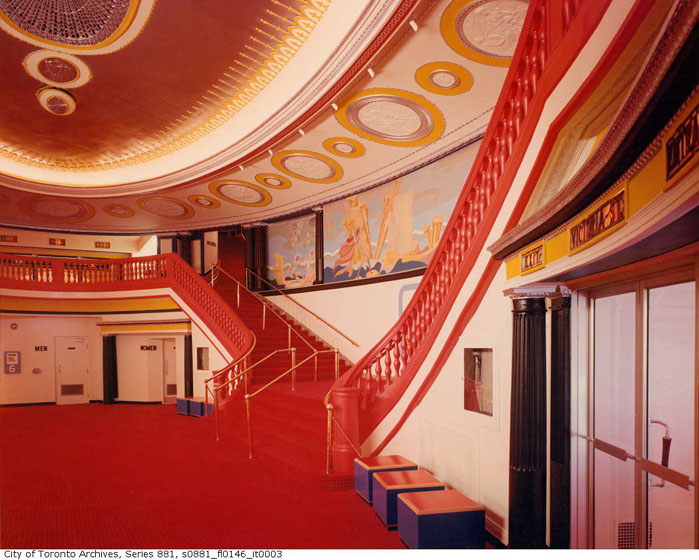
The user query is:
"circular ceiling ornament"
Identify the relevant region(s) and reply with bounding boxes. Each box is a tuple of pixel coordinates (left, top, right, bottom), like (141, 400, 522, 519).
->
(322, 137, 366, 158)
(271, 150, 344, 184)
(255, 173, 292, 190)
(23, 50, 91, 88)
(336, 88, 445, 147)
(19, 196, 95, 223)
(208, 180, 272, 207)
(415, 61, 473, 96)
(136, 196, 195, 220)
(440, 0, 527, 66)
(0, 0, 155, 54)
(36, 87, 77, 116)
(103, 204, 134, 218)
(187, 194, 221, 209)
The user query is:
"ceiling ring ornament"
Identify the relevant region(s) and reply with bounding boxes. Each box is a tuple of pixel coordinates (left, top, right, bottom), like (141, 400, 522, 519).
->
(208, 180, 272, 207)
(255, 173, 292, 190)
(23, 50, 92, 88)
(322, 137, 367, 158)
(19, 196, 95, 223)
(335, 88, 445, 147)
(0, 0, 156, 54)
(136, 196, 195, 220)
(36, 87, 77, 116)
(187, 195, 221, 209)
(440, 0, 527, 66)
(271, 150, 344, 184)
(103, 204, 135, 218)
(415, 61, 474, 96)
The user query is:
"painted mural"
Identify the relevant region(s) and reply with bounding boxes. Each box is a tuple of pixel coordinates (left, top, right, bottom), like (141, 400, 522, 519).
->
(266, 214, 316, 289)
(323, 142, 479, 283)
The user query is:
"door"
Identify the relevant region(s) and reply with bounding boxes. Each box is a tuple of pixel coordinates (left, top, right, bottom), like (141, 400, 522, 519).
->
(589, 276, 696, 548)
(162, 338, 177, 403)
(55, 336, 89, 405)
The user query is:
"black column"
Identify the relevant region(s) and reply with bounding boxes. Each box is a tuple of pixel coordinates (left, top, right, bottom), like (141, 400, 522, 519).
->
(244, 226, 267, 290)
(184, 334, 193, 399)
(176, 234, 192, 266)
(509, 297, 547, 548)
(102, 335, 118, 404)
(549, 295, 571, 548)
(313, 208, 324, 284)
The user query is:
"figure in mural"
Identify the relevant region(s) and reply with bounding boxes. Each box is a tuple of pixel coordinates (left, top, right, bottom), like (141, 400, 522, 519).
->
(333, 195, 373, 279)
(266, 215, 317, 289)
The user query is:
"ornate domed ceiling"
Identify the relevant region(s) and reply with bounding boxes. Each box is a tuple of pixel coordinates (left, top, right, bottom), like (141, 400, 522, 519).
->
(0, 0, 528, 232)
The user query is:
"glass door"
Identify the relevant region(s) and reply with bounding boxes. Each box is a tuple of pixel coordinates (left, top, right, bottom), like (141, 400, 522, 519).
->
(590, 276, 696, 549)
(645, 281, 695, 548)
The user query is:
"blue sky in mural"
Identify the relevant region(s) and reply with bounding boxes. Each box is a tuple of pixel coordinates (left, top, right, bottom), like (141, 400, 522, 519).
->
(323, 141, 479, 283)
(266, 214, 316, 289)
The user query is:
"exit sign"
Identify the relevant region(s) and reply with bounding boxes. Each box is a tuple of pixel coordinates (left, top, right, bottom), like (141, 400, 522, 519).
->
(95, 241, 111, 249)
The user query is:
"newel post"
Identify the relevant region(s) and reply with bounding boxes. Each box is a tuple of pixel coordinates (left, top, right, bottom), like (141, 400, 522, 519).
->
(330, 386, 360, 473)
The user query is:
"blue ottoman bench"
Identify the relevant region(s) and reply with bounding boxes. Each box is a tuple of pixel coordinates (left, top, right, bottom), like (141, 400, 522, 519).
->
(372, 469, 445, 529)
(397, 489, 485, 548)
(354, 455, 417, 504)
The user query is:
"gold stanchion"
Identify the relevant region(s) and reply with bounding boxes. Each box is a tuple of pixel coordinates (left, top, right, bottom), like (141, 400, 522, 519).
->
(291, 347, 296, 392)
(334, 349, 340, 380)
(214, 387, 221, 442)
(326, 403, 333, 474)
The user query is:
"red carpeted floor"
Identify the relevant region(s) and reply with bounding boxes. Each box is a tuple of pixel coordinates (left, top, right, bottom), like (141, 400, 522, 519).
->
(0, 402, 404, 549)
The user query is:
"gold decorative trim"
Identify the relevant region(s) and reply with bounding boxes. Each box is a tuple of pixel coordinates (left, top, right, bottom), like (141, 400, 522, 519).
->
(103, 204, 135, 218)
(18, 196, 96, 223)
(335, 88, 446, 147)
(36, 87, 77, 116)
(208, 180, 272, 207)
(322, 136, 366, 158)
(135, 196, 195, 220)
(23, 50, 92, 88)
(187, 194, 221, 209)
(440, 0, 525, 67)
(0, 0, 331, 173)
(255, 173, 292, 190)
(414, 61, 473, 96)
(271, 150, 344, 183)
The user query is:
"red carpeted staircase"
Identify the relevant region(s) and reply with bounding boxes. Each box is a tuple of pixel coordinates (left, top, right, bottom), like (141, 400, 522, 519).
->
(212, 233, 353, 489)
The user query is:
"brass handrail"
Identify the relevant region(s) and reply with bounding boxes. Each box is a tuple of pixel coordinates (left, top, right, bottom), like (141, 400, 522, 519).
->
(323, 389, 363, 474)
(214, 265, 317, 353)
(244, 348, 340, 459)
(204, 344, 295, 442)
(245, 267, 359, 347)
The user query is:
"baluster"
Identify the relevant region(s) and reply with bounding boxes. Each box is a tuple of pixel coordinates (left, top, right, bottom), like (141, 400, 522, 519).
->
(393, 337, 401, 379)
(384, 345, 392, 384)
(375, 356, 383, 392)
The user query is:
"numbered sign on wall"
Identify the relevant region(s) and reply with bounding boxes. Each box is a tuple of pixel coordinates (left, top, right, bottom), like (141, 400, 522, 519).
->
(4, 351, 21, 374)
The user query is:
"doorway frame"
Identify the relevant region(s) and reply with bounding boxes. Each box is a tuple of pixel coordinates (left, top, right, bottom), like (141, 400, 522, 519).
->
(569, 255, 698, 548)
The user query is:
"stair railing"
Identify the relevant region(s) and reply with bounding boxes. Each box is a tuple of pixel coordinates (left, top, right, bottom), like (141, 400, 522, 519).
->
(327, 0, 589, 464)
(0, 252, 253, 359)
(244, 267, 360, 348)
(244, 347, 339, 459)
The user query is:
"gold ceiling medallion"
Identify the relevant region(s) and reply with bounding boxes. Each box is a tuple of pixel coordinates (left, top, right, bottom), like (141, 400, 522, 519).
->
(208, 180, 272, 207)
(322, 137, 366, 158)
(23, 50, 92, 88)
(335, 88, 445, 147)
(271, 150, 344, 184)
(187, 195, 221, 209)
(0, 0, 155, 55)
(19, 196, 95, 223)
(255, 173, 292, 190)
(440, 0, 527, 67)
(136, 196, 195, 220)
(415, 61, 473, 96)
(103, 204, 135, 218)
(36, 87, 77, 116)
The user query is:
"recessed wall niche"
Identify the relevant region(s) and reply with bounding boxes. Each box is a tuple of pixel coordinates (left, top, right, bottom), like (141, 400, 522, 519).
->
(464, 348, 493, 416)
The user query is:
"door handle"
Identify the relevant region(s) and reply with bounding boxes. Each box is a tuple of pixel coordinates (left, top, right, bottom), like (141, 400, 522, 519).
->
(650, 419, 671, 467)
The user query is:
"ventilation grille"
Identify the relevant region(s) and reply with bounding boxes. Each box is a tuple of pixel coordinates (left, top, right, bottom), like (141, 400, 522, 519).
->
(617, 521, 653, 548)
(61, 384, 84, 396)
(166, 384, 177, 396)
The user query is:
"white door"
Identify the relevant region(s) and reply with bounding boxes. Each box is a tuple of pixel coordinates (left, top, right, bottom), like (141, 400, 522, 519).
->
(55, 336, 89, 404)
(162, 338, 177, 403)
